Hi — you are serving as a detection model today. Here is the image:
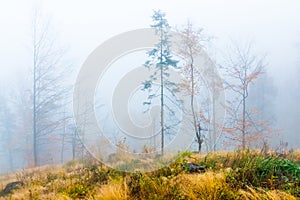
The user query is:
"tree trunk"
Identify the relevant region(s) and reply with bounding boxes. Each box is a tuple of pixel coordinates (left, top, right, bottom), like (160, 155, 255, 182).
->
(33, 22, 38, 166)
(242, 90, 246, 150)
(160, 28, 164, 155)
(212, 88, 216, 152)
(189, 60, 201, 153)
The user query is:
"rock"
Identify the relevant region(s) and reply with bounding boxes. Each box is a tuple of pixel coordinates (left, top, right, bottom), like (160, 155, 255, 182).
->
(183, 162, 206, 173)
(0, 181, 24, 196)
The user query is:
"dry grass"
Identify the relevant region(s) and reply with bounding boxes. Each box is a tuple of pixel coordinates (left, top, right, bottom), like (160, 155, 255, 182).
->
(174, 172, 297, 200)
(287, 149, 300, 164)
(238, 186, 297, 200)
(174, 172, 233, 200)
(94, 179, 128, 200)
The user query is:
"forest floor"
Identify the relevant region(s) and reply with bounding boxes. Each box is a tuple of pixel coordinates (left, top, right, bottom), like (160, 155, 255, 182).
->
(0, 149, 299, 200)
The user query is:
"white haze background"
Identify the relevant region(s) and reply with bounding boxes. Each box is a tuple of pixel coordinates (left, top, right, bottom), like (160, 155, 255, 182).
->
(0, 0, 299, 150)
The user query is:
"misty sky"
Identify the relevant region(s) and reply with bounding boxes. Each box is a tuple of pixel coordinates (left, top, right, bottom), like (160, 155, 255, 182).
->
(0, 0, 299, 147)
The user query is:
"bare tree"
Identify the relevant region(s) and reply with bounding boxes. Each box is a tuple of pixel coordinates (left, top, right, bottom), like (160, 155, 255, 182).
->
(177, 22, 224, 153)
(220, 41, 266, 149)
(177, 22, 209, 152)
(31, 10, 70, 166)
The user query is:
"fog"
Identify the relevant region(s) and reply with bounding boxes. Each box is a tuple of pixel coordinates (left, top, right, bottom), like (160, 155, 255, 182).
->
(0, 0, 299, 174)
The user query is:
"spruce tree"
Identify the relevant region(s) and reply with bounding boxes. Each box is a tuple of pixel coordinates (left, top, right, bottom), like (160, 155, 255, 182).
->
(143, 10, 179, 155)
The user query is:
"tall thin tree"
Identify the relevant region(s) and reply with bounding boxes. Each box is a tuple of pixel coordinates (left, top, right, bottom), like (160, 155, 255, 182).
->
(220, 42, 265, 149)
(177, 22, 208, 152)
(31, 10, 70, 166)
(143, 10, 179, 155)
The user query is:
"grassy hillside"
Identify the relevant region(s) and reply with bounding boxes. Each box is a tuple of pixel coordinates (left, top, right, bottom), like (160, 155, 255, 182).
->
(0, 149, 299, 199)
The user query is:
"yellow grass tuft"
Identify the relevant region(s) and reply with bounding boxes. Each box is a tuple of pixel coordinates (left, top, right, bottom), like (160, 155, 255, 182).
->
(94, 179, 128, 200)
(288, 149, 300, 163)
(174, 172, 233, 200)
(238, 186, 297, 200)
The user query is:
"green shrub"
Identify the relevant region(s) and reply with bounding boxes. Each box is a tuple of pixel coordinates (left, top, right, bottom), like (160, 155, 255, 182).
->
(225, 153, 300, 197)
